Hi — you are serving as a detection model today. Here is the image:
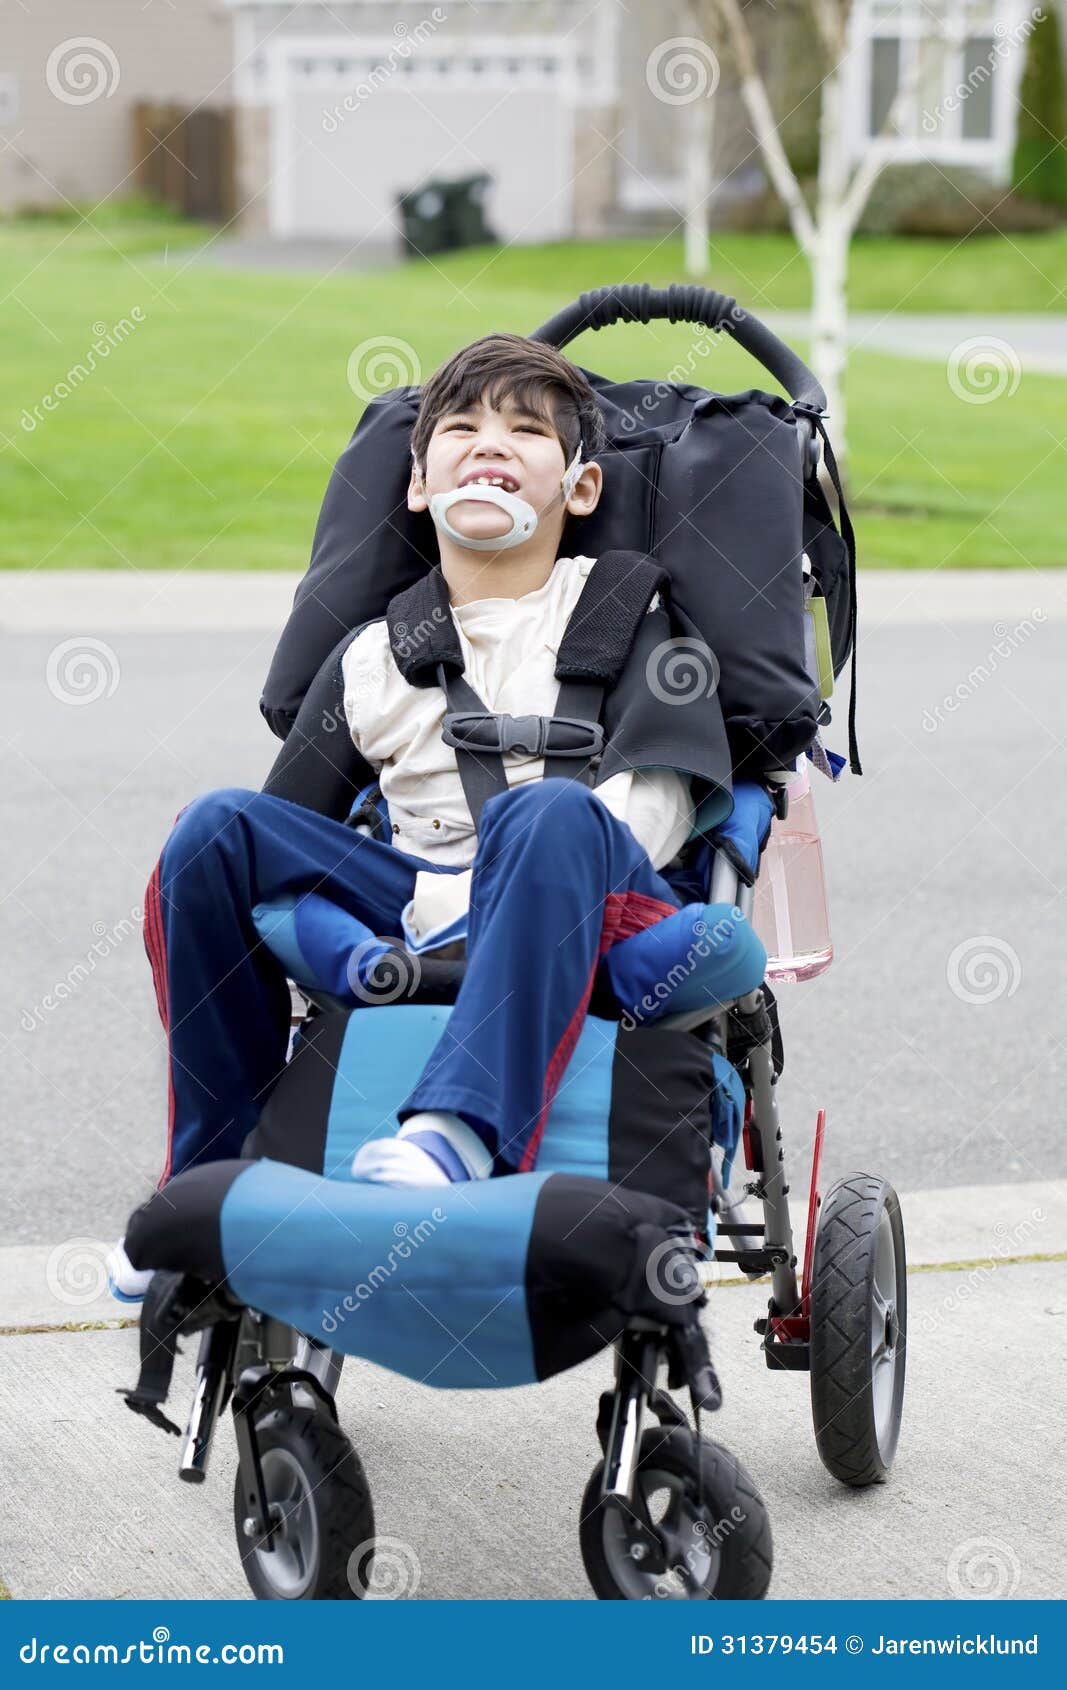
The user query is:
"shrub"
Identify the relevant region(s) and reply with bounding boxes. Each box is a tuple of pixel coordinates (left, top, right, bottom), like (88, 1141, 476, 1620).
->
(1012, 6, 1067, 206)
(858, 162, 1063, 236)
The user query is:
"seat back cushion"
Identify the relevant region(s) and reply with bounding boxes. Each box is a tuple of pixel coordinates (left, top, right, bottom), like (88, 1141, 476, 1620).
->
(248, 1002, 746, 1227)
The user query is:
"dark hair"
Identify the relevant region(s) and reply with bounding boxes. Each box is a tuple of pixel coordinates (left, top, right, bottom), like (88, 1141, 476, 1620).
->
(410, 332, 606, 475)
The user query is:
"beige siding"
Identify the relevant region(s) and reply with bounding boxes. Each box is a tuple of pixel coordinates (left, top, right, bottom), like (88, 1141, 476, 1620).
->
(0, 0, 233, 211)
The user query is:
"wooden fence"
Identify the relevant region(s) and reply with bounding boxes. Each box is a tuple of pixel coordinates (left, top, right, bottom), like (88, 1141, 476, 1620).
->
(132, 103, 236, 223)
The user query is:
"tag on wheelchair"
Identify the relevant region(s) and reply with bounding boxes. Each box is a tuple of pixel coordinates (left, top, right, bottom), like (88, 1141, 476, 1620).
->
(804, 593, 835, 701)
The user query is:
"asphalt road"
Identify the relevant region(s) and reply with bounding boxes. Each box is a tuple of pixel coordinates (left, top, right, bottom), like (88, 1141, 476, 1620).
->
(1, 581, 1065, 1246)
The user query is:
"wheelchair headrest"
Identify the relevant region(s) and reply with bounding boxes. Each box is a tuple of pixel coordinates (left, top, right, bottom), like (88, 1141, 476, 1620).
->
(261, 357, 831, 778)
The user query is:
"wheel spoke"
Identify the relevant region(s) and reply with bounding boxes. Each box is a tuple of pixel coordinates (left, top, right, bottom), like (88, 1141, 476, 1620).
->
(872, 1211, 897, 1306)
(254, 1446, 320, 1597)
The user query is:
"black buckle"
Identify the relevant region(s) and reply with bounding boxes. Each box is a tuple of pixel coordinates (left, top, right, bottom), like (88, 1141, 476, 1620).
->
(499, 714, 550, 756)
(442, 711, 604, 760)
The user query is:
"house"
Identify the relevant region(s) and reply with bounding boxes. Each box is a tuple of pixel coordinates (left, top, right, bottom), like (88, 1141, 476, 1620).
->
(0, 0, 233, 213)
(221, 0, 700, 243)
(0, 0, 700, 232)
(0, 0, 1057, 232)
(845, 0, 1038, 184)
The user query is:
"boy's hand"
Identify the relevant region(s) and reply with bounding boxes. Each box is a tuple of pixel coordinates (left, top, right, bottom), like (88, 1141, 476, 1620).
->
(706, 783, 777, 887)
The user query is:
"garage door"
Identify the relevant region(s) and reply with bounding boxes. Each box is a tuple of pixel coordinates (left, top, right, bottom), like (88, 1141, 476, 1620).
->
(271, 47, 575, 246)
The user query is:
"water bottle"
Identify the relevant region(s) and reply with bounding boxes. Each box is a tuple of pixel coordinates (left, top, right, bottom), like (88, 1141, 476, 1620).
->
(752, 761, 833, 983)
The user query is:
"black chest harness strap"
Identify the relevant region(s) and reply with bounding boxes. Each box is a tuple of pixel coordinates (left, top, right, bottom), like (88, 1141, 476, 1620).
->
(385, 551, 669, 830)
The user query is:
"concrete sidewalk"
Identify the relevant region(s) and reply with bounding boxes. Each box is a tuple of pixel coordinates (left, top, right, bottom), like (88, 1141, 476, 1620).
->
(3, 568, 1067, 635)
(1, 1181, 1062, 1602)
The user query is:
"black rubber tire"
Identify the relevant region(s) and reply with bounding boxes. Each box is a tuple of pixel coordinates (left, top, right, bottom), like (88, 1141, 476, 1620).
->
(809, 1174, 907, 1487)
(579, 1426, 772, 1600)
(234, 1406, 375, 1600)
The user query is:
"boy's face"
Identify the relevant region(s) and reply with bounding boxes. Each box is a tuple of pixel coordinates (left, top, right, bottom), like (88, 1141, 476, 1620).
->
(408, 392, 601, 548)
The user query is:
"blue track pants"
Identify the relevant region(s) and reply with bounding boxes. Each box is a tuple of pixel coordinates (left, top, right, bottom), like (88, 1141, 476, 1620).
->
(143, 780, 683, 1183)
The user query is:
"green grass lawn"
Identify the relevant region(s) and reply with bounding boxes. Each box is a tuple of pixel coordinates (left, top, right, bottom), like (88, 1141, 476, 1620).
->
(2, 211, 1064, 571)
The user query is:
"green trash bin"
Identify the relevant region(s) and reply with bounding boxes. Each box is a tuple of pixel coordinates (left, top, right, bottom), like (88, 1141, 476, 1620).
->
(397, 173, 496, 258)
(440, 173, 495, 248)
(396, 182, 451, 257)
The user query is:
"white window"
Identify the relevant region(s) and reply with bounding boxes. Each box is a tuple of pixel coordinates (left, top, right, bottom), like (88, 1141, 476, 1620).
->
(850, 0, 1029, 177)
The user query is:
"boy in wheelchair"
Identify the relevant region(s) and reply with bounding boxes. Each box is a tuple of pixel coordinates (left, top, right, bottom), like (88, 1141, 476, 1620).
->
(114, 296, 904, 1601)
(109, 332, 771, 1299)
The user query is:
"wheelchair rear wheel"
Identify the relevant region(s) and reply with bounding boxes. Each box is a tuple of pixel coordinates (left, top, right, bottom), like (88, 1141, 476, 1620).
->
(579, 1427, 772, 1600)
(234, 1405, 374, 1599)
(809, 1175, 907, 1486)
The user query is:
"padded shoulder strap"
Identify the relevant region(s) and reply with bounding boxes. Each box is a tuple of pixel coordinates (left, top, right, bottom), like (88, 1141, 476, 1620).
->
(385, 551, 668, 688)
(554, 550, 670, 683)
(386, 566, 462, 687)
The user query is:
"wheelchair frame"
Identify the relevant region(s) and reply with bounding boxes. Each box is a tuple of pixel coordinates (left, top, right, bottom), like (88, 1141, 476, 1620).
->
(168, 826, 905, 1600)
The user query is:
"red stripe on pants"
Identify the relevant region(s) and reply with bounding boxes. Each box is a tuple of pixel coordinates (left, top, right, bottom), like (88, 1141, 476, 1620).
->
(519, 888, 678, 1172)
(143, 856, 177, 1189)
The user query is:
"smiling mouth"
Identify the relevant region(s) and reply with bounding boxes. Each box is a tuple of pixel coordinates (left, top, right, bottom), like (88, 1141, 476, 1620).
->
(456, 472, 520, 495)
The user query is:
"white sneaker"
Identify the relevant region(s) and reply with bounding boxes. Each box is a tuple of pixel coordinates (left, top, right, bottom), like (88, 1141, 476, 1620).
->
(352, 1111, 493, 1187)
(106, 1239, 155, 1304)
(351, 1137, 452, 1188)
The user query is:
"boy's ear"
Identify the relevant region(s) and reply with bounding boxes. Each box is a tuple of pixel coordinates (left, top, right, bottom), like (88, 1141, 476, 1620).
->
(408, 458, 428, 512)
(564, 459, 603, 519)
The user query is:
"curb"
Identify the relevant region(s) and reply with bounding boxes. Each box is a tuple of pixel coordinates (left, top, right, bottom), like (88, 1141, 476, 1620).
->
(3, 1179, 1063, 1335)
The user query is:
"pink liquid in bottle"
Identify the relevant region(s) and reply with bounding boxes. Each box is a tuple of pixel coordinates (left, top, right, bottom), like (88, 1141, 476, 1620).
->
(752, 761, 833, 983)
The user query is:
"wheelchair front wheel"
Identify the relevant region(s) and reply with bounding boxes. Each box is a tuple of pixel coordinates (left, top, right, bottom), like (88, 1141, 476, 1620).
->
(234, 1405, 374, 1600)
(809, 1175, 907, 1486)
(579, 1428, 772, 1600)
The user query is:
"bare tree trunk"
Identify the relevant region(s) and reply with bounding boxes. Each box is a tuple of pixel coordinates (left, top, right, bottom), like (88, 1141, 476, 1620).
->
(683, 92, 713, 276)
(811, 56, 850, 442)
(704, 0, 930, 466)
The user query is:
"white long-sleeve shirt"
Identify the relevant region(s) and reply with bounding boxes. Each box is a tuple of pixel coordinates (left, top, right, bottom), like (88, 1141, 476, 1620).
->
(341, 555, 693, 942)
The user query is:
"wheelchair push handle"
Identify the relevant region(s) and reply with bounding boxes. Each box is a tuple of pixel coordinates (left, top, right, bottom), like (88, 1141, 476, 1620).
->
(530, 282, 827, 472)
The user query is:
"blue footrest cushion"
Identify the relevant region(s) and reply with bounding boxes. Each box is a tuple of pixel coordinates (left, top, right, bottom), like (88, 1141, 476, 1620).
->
(124, 1160, 700, 1389)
